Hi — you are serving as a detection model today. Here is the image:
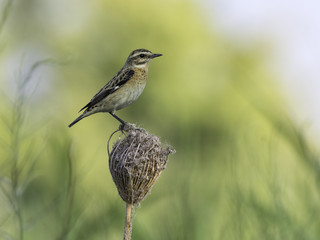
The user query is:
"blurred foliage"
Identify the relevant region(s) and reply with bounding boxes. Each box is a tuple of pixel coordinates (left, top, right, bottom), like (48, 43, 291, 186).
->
(0, 0, 320, 239)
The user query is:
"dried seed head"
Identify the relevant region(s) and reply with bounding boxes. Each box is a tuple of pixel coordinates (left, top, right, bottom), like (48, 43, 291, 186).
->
(109, 125, 175, 205)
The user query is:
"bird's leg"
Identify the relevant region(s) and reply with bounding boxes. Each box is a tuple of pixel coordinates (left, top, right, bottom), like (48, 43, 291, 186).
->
(109, 112, 127, 126)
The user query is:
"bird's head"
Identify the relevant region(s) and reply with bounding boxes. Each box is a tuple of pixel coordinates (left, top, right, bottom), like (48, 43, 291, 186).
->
(126, 49, 162, 68)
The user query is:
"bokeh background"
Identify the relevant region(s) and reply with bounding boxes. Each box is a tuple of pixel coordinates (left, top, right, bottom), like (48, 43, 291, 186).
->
(1, 0, 320, 239)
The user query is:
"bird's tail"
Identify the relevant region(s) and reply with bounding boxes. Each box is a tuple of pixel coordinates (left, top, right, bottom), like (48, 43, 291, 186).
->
(68, 114, 86, 128)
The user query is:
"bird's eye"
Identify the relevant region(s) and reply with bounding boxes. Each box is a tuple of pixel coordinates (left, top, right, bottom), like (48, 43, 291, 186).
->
(139, 54, 145, 58)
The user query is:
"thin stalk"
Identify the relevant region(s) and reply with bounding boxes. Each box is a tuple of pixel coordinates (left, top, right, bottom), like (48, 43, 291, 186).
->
(123, 203, 133, 240)
(10, 87, 24, 240)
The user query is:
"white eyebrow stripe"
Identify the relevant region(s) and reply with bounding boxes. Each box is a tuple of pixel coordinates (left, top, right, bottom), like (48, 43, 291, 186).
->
(130, 52, 152, 58)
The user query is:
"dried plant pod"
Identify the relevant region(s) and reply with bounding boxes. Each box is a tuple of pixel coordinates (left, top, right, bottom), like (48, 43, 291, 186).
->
(109, 124, 175, 205)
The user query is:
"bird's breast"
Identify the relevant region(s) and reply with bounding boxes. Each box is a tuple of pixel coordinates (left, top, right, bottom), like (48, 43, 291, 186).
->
(107, 69, 148, 111)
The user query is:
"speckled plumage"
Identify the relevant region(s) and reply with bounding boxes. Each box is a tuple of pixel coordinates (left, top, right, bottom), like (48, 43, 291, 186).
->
(69, 49, 162, 127)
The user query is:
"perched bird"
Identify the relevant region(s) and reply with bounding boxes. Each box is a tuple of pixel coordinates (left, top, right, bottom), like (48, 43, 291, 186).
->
(68, 49, 162, 128)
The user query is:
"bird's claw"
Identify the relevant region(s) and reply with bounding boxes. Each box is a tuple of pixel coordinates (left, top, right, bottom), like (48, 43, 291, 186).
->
(119, 123, 143, 133)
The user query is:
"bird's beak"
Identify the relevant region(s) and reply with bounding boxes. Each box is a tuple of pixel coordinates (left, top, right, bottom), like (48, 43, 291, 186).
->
(151, 53, 162, 58)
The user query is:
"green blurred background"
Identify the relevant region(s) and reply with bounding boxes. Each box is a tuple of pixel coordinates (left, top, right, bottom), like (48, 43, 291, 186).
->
(1, 0, 320, 239)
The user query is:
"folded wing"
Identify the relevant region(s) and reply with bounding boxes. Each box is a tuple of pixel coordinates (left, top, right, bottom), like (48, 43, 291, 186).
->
(79, 69, 135, 112)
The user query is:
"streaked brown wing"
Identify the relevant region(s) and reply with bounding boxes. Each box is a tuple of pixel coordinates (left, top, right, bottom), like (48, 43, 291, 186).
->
(79, 69, 135, 112)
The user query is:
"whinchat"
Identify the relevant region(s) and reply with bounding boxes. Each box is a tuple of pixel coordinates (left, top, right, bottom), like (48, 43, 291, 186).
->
(68, 49, 162, 128)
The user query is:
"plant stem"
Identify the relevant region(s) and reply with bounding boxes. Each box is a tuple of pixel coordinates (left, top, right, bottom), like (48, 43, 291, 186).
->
(123, 203, 133, 240)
